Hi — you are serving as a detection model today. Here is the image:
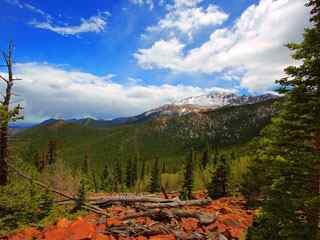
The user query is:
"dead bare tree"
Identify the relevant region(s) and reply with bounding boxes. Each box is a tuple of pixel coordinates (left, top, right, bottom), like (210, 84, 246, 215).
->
(0, 42, 23, 185)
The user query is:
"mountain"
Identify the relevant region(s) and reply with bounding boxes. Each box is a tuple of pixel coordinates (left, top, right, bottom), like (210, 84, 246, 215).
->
(13, 93, 279, 171)
(37, 91, 279, 128)
(174, 91, 278, 109)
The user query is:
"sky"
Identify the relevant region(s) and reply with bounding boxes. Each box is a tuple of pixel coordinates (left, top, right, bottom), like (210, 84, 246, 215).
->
(0, 0, 310, 122)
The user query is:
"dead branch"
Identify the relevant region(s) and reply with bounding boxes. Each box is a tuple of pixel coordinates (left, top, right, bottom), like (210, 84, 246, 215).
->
(7, 162, 109, 216)
(161, 184, 169, 199)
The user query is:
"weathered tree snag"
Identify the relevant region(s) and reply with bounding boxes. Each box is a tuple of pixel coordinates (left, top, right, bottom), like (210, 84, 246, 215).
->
(0, 42, 22, 186)
(0, 44, 13, 186)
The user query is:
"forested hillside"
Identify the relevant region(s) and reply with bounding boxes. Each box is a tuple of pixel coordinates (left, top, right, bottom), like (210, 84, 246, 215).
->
(13, 98, 277, 173)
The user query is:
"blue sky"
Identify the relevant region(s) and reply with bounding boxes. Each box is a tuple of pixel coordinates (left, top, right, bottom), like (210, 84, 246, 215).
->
(0, 0, 310, 122)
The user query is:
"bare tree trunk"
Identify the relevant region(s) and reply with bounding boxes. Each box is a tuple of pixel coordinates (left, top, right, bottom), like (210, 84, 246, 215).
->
(0, 124, 9, 185)
(0, 42, 14, 186)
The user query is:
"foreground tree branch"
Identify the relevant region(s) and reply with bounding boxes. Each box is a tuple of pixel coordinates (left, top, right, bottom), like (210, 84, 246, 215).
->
(0, 42, 23, 186)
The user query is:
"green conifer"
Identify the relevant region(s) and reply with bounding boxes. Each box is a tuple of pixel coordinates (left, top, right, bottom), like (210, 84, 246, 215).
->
(101, 164, 110, 191)
(180, 150, 194, 200)
(246, 1, 320, 238)
(149, 157, 160, 193)
(74, 179, 86, 212)
(207, 154, 227, 199)
(126, 158, 133, 188)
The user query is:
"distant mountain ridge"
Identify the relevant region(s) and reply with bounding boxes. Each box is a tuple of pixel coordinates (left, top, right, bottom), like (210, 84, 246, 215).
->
(38, 91, 279, 128)
(14, 95, 278, 170)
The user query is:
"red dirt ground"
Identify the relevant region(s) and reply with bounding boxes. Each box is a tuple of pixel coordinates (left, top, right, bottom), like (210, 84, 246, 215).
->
(2, 197, 253, 240)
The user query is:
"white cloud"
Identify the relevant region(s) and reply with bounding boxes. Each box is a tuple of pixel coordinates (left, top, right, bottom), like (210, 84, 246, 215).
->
(147, 0, 228, 39)
(4, 62, 220, 122)
(134, 38, 185, 70)
(129, 0, 154, 10)
(30, 12, 109, 36)
(135, 0, 310, 91)
(5, 0, 52, 20)
(172, 0, 202, 8)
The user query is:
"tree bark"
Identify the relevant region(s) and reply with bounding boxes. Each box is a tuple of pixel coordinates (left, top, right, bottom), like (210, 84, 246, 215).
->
(0, 42, 14, 186)
(120, 209, 216, 225)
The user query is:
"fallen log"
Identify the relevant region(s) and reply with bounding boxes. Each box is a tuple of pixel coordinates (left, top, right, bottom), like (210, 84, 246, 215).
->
(7, 162, 108, 216)
(92, 195, 175, 208)
(121, 209, 216, 225)
(107, 223, 171, 237)
(137, 198, 211, 209)
(107, 223, 207, 240)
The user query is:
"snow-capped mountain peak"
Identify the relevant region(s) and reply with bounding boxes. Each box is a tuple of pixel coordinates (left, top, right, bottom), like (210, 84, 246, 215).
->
(140, 91, 278, 119)
(174, 91, 278, 109)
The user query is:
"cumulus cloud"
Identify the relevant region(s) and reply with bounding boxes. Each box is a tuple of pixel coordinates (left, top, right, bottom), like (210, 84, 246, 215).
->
(129, 0, 154, 10)
(146, 0, 228, 39)
(4, 62, 220, 122)
(30, 12, 109, 36)
(135, 0, 310, 91)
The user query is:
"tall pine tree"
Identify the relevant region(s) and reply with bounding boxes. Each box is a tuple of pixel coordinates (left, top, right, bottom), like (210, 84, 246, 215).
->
(180, 150, 194, 200)
(101, 164, 110, 191)
(246, 1, 320, 238)
(207, 154, 228, 200)
(149, 157, 160, 193)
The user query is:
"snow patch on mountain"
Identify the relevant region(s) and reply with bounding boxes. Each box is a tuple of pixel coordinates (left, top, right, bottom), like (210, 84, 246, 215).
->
(142, 91, 279, 118)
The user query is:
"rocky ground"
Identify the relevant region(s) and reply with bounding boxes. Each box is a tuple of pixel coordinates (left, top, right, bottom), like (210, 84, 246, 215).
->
(2, 196, 253, 240)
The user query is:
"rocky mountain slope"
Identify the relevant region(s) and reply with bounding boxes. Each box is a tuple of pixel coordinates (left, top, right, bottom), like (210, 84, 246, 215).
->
(38, 91, 278, 128)
(14, 94, 278, 170)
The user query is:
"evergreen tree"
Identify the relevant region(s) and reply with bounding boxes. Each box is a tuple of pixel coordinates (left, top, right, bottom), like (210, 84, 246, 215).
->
(207, 154, 228, 200)
(101, 164, 110, 191)
(37, 152, 47, 171)
(180, 150, 194, 200)
(91, 171, 98, 192)
(74, 179, 86, 212)
(132, 154, 138, 186)
(246, 2, 320, 238)
(201, 149, 209, 170)
(126, 158, 133, 188)
(82, 150, 89, 174)
(149, 157, 160, 193)
(161, 159, 166, 173)
(47, 140, 57, 165)
(39, 190, 54, 218)
(112, 159, 122, 192)
(140, 158, 145, 179)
